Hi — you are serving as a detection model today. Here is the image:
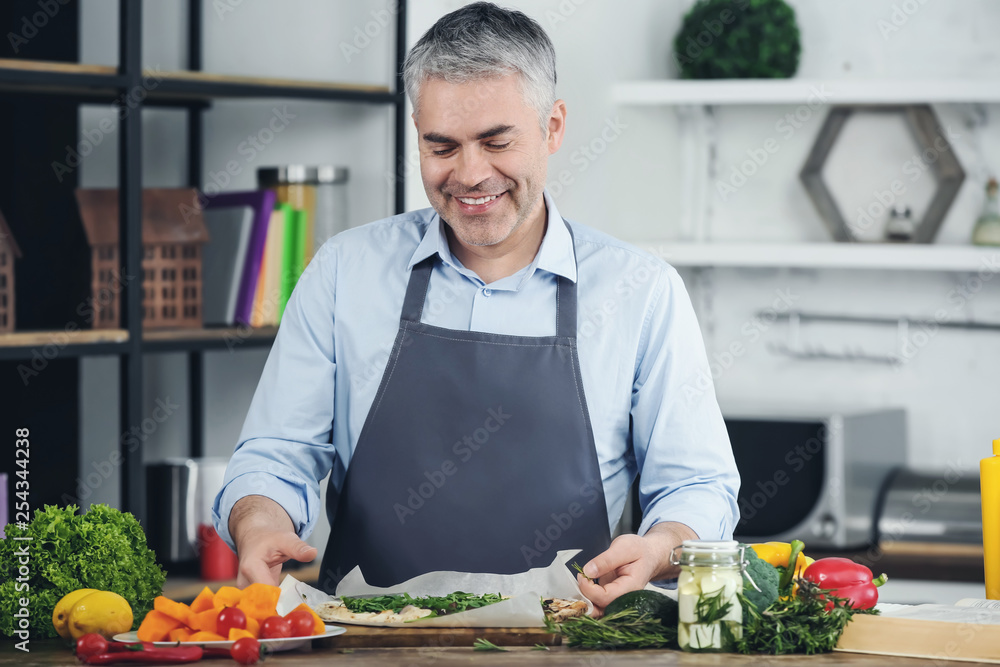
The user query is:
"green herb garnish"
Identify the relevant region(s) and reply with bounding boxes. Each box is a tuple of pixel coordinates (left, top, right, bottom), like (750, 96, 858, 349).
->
(532, 643, 550, 650)
(736, 579, 878, 655)
(548, 609, 678, 650)
(694, 588, 733, 624)
(473, 638, 508, 651)
(340, 591, 504, 617)
(571, 561, 594, 583)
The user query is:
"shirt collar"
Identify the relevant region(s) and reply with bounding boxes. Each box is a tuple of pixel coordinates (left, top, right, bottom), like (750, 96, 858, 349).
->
(406, 190, 578, 283)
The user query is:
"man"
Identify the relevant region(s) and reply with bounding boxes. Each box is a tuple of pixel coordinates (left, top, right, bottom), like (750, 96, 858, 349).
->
(213, 2, 739, 610)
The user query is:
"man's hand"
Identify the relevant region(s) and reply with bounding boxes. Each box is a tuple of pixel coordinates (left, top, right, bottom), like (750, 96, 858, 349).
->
(577, 522, 697, 611)
(229, 495, 318, 587)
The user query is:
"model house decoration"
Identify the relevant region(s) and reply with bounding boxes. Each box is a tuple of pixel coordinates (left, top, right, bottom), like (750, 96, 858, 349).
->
(0, 208, 22, 334)
(75, 189, 210, 330)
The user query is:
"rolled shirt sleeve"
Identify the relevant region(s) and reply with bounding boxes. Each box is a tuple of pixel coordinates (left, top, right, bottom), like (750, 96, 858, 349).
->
(212, 243, 340, 550)
(631, 266, 740, 542)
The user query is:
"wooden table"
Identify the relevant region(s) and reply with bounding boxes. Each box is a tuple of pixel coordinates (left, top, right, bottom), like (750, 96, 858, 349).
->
(1, 639, 991, 666)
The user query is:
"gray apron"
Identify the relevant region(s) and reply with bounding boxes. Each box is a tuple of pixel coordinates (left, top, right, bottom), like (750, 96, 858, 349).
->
(320, 220, 611, 590)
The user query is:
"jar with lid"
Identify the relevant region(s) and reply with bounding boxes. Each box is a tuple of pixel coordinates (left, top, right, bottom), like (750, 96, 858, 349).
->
(314, 165, 350, 249)
(671, 539, 743, 652)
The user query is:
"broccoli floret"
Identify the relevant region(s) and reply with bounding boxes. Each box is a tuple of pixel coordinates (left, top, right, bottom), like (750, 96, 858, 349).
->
(741, 546, 780, 612)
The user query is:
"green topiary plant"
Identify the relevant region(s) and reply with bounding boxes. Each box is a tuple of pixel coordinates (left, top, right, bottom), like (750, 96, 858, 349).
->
(673, 0, 801, 79)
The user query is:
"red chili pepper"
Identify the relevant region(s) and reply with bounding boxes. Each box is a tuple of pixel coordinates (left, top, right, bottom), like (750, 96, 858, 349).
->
(802, 557, 888, 610)
(80, 646, 204, 664)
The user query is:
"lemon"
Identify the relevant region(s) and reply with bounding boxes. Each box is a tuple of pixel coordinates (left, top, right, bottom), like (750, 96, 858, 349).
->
(67, 591, 134, 640)
(52, 589, 99, 640)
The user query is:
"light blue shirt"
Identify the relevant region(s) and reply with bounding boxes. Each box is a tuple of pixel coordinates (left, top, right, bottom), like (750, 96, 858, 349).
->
(213, 192, 740, 551)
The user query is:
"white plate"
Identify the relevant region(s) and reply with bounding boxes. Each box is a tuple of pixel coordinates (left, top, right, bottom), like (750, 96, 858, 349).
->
(112, 625, 346, 652)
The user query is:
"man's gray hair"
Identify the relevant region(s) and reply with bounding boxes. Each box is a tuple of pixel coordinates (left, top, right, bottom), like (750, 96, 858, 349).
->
(403, 2, 557, 130)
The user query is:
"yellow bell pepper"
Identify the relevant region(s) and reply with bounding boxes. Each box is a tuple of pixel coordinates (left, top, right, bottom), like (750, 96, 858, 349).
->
(750, 542, 816, 578)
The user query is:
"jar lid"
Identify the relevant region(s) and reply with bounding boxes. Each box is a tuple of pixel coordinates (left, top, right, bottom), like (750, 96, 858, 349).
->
(675, 539, 741, 565)
(257, 165, 319, 186)
(317, 165, 349, 184)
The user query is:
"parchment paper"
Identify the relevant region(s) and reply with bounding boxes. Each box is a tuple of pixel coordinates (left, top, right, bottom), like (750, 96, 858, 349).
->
(276, 549, 588, 628)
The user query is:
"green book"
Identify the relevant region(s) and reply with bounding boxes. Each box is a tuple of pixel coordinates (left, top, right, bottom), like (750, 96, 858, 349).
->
(277, 203, 296, 321)
(277, 207, 312, 321)
(293, 208, 309, 284)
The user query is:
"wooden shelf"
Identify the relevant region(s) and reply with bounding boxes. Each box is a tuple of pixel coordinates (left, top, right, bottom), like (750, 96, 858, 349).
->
(642, 242, 1000, 272)
(0, 59, 399, 105)
(149, 69, 398, 103)
(0, 329, 129, 360)
(0, 58, 116, 76)
(613, 79, 1000, 106)
(143, 326, 279, 352)
(0, 58, 123, 97)
(0, 327, 278, 360)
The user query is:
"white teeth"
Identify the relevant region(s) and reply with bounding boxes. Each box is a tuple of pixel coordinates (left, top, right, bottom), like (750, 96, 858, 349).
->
(458, 194, 499, 205)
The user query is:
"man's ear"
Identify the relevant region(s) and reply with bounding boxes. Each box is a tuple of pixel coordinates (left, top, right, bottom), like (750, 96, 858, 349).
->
(547, 100, 567, 154)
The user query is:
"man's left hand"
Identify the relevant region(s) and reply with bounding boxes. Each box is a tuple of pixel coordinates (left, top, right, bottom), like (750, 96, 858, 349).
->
(577, 522, 697, 611)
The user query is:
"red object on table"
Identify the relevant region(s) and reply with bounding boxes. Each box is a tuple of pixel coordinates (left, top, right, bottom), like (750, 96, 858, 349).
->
(197, 523, 239, 581)
(802, 557, 888, 610)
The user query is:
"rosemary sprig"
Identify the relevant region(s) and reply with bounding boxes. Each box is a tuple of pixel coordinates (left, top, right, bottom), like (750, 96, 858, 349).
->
(736, 579, 878, 655)
(548, 609, 678, 650)
(694, 588, 733, 624)
(473, 638, 508, 651)
(571, 561, 594, 583)
(532, 644, 550, 650)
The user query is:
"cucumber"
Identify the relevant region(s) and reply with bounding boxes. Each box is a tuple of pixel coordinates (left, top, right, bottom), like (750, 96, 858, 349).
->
(604, 590, 679, 627)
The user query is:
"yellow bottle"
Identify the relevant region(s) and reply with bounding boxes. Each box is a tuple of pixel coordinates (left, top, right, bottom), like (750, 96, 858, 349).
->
(982, 439, 1000, 599)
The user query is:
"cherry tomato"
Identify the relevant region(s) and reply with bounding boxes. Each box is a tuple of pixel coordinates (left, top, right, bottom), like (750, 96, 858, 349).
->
(216, 606, 247, 638)
(231, 637, 263, 665)
(75, 633, 108, 659)
(259, 615, 292, 639)
(284, 610, 315, 638)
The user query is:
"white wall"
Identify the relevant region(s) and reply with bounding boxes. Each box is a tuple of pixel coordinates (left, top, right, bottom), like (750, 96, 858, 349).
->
(77, 1, 1000, 536)
(412, 0, 1000, 480)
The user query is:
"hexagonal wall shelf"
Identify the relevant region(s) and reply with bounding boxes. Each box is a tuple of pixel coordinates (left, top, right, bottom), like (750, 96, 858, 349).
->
(799, 105, 965, 243)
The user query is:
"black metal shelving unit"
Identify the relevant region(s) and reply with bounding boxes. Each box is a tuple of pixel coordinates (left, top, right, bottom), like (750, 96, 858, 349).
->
(0, 0, 408, 524)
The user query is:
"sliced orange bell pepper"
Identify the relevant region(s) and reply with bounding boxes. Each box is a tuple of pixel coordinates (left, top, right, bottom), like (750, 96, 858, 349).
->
(190, 586, 215, 614)
(236, 583, 282, 622)
(189, 608, 219, 634)
(213, 586, 243, 609)
(168, 628, 193, 643)
(137, 610, 183, 643)
(153, 596, 194, 627)
(228, 628, 255, 642)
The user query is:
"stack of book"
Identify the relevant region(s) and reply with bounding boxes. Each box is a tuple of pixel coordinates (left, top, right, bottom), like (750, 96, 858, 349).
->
(202, 190, 317, 328)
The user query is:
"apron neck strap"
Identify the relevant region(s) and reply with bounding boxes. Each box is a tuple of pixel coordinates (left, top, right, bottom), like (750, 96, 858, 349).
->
(401, 219, 579, 339)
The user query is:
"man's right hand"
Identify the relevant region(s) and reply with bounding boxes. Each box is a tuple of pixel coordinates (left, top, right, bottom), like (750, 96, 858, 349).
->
(228, 495, 318, 587)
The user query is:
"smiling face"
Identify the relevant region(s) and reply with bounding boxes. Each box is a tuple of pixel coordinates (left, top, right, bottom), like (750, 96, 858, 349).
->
(415, 74, 565, 256)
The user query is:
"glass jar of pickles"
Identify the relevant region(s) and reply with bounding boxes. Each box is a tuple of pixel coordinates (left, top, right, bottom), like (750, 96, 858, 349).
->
(672, 539, 743, 652)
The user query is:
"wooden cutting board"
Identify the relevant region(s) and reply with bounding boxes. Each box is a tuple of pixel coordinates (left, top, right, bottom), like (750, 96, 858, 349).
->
(316, 625, 562, 649)
(836, 614, 1000, 663)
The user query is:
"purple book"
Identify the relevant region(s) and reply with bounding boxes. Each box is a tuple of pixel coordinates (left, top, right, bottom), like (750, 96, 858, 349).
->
(204, 190, 276, 326)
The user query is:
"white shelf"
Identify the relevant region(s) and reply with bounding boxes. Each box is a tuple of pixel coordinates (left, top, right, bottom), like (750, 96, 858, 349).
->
(642, 242, 1000, 272)
(613, 79, 1000, 106)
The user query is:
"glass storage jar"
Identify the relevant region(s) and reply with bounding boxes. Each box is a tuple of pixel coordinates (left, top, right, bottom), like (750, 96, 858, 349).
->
(672, 539, 743, 652)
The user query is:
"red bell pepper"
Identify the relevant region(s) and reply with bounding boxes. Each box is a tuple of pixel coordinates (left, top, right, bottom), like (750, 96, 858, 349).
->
(802, 557, 887, 610)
